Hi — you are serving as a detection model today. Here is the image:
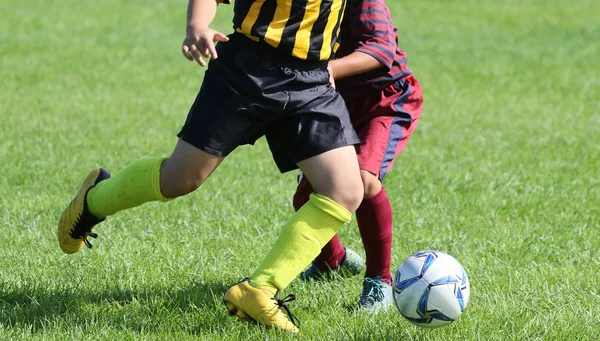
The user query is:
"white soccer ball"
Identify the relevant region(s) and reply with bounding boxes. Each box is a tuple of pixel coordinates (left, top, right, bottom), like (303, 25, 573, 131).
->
(393, 250, 470, 328)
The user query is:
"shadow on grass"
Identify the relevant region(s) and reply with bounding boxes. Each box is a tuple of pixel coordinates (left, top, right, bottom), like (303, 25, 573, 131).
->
(0, 280, 231, 334)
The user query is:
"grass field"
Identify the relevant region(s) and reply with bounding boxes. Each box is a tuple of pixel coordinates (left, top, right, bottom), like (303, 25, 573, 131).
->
(1, 0, 599, 339)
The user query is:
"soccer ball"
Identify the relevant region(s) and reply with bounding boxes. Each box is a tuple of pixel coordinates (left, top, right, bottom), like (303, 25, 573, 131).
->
(393, 250, 470, 328)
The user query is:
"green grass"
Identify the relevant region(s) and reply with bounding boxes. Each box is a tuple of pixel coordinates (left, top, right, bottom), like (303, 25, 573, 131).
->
(1, 0, 599, 339)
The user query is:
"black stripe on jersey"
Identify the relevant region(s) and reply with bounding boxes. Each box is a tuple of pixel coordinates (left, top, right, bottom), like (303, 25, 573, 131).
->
(278, 0, 308, 56)
(233, 0, 254, 31)
(306, 0, 332, 60)
(329, 0, 347, 51)
(251, 0, 277, 38)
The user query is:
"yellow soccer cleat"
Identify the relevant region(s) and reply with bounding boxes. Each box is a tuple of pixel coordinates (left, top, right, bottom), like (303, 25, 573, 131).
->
(58, 168, 111, 254)
(223, 278, 300, 333)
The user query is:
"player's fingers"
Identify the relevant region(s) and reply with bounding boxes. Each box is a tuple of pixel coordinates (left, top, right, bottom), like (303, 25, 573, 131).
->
(207, 42, 219, 60)
(195, 38, 211, 59)
(210, 33, 228, 59)
(189, 44, 206, 67)
(181, 44, 193, 61)
(213, 32, 229, 43)
(188, 44, 203, 65)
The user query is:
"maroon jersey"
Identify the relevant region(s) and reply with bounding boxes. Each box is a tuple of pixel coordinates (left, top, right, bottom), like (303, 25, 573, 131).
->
(335, 0, 412, 98)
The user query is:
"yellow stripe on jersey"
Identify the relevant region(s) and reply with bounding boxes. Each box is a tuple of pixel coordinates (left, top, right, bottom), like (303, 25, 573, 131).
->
(293, 1, 322, 60)
(232, 0, 347, 61)
(319, 0, 343, 59)
(333, 41, 340, 53)
(240, 0, 266, 41)
(264, 0, 293, 48)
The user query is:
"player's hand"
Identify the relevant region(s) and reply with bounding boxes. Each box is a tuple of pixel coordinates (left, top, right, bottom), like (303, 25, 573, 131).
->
(182, 26, 229, 67)
(327, 64, 336, 88)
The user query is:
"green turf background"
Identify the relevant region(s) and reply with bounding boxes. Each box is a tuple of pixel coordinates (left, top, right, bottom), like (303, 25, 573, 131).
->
(1, 0, 598, 339)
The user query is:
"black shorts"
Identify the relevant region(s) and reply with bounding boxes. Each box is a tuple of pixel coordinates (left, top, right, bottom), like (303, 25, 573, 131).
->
(177, 33, 360, 173)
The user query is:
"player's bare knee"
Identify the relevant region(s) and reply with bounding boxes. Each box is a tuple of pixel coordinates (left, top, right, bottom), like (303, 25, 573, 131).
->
(360, 171, 382, 198)
(313, 177, 363, 212)
(334, 180, 364, 212)
(348, 181, 365, 212)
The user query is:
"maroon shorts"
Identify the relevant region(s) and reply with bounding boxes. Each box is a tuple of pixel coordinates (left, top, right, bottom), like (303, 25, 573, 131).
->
(346, 75, 423, 181)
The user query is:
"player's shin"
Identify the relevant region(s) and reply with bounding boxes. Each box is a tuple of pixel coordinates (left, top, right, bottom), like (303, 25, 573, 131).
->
(249, 193, 351, 294)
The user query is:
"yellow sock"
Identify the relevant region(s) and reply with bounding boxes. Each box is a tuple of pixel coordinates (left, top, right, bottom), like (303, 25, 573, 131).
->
(249, 193, 351, 294)
(86, 157, 171, 218)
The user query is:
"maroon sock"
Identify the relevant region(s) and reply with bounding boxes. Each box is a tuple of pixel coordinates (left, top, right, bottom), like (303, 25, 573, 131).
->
(292, 175, 313, 213)
(313, 235, 346, 270)
(357, 187, 393, 284)
(293, 176, 346, 271)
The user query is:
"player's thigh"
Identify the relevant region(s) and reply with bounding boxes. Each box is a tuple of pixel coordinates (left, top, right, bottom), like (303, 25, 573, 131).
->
(263, 66, 364, 210)
(297, 146, 363, 212)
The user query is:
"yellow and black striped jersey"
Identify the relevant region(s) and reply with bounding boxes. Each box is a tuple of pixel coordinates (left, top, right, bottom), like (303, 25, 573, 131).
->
(224, 0, 347, 61)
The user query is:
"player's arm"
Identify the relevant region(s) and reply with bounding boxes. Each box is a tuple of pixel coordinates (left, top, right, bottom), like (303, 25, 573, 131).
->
(182, 0, 230, 67)
(330, 1, 397, 80)
(329, 52, 384, 80)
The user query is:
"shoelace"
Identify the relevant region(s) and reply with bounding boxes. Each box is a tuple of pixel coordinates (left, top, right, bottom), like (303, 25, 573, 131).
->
(71, 211, 102, 249)
(361, 278, 385, 305)
(275, 294, 300, 327)
(83, 231, 98, 249)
